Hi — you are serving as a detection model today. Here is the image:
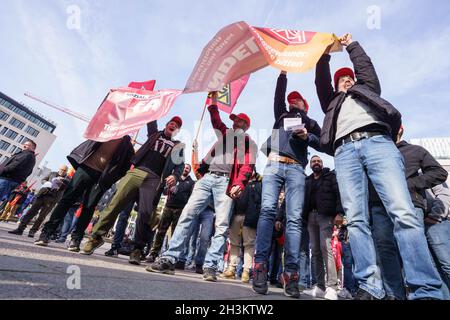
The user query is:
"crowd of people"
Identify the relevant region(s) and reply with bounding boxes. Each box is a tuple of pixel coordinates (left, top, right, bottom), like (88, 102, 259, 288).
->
(1, 34, 449, 300)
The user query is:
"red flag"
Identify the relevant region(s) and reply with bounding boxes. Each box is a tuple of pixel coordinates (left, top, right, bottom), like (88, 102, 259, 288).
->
(128, 80, 156, 91)
(205, 74, 250, 114)
(84, 87, 182, 142)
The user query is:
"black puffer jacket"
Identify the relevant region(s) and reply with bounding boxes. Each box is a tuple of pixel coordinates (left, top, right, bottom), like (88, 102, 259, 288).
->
(0, 150, 36, 183)
(303, 168, 344, 220)
(315, 42, 402, 156)
(233, 176, 262, 229)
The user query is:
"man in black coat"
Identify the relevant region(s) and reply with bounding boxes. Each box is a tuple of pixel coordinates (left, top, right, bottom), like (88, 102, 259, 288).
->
(34, 135, 134, 250)
(303, 155, 343, 300)
(315, 33, 443, 300)
(0, 140, 36, 201)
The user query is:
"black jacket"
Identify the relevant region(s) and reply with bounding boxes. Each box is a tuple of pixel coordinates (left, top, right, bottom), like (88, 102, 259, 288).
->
(67, 135, 134, 190)
(233, 177, 262, 229)
(315, 42, 402, 156)
(397, 141, 448, 210)
(165, 176, 195, 209)
(303, 168, 343, 220)
(261, 74, 322, 167)
(0, 150, 36, 183)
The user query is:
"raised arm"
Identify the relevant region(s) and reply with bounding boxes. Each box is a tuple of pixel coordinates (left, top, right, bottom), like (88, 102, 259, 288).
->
(343, 34, 381, 95)
(207, 92, 228, 137)
(315, 53, 335, 113)
(146, 120, 158, 137)
(274, 71, 288, 120)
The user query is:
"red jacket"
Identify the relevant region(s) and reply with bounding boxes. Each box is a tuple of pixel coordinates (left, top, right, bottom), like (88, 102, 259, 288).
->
(199, 105, 257, 196)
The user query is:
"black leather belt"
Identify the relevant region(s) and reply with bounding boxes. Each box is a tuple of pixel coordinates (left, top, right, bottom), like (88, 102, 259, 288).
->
(338, 131, 385, 146)
(208, 171, 229, 177)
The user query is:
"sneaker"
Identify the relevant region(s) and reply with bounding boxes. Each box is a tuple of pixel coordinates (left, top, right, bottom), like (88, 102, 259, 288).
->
(280, 272, 300, 299)
(34, 233, 50, 247)
(105, 247, 119, 257)
(303, 285, 326, 298)
(195, 264, 203, 274)
(324, 287, 338, 300)
(28, 232, 36, 238)
(146, 258, 175, 275)
(241, 270, 250, 283)
(55, 238, 66, 243)
(220, 268, 236, 280)
(145, 253, 158, 263)
(129, 249, 142, 265)
(337, 288, 353, 300)
(80, 236, 104, 255)
(252, 263, 268, 295)
(8, 228, 23, 235)
(354, 288, 378, 300)
(68, 239, 81, 252)
(203, 267, 217, 282)
(175, 261, 185, 270)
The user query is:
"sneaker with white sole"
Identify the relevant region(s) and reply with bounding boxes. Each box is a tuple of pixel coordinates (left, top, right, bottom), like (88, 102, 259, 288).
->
(303, 285, 326, 298)
(324, 287, 338, 300)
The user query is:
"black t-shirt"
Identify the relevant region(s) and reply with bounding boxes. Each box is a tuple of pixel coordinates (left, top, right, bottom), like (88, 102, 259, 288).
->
(136, 134, 175, 177)
(310, 177, 320, 211)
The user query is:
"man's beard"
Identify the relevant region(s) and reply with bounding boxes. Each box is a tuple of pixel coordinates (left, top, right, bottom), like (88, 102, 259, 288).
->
(312, 165, 322, 173)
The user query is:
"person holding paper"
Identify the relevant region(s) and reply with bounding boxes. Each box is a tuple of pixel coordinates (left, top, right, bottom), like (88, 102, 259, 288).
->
(253, 71, 321, 298)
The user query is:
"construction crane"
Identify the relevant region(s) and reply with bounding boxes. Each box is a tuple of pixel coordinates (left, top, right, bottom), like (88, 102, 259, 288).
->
(24, 92, 143, 145)
(24, 92, 91, 122)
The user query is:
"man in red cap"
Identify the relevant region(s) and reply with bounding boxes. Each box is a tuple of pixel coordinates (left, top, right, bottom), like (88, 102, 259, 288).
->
(82, 116, 186, 265)
(148, 91, 257, 282)
(314, 34, 443, 300)
(253, 70, 322, 299)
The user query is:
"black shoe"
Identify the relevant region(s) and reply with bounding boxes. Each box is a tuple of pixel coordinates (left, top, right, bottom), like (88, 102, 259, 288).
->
(280, 272, 300, 298)
(129, 249, 142, 265)
(34, 233, 50, 247)
(8, 228, 23, 235)
(175, 261, 185, 270)
(55, 238, 66, 243)
(68, 239, 81, 252)
(105, 247, 119, 257)
(49, 234, 58, 241)
(252, 263, 268, 295)
(28, 231, 36, 238)
(203, 267, 217, 282)
(146, 258, 175, 275)
(354, 288, 378, 300)
(195, 264, 203, 274)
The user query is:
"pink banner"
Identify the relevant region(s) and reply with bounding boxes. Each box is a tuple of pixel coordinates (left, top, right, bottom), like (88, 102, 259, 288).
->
(84, 87, 182, 142)
(128, 80, 156, 91)
(205, 74, 250, 114)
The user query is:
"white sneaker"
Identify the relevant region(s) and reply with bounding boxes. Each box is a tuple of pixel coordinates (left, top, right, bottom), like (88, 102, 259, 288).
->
(324, 287, 338, 300)
(337, 288, 353, 300)
(303, 286, 326, 298)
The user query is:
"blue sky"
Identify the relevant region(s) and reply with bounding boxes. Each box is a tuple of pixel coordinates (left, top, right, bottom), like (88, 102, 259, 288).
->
(1, 0, 450, 173)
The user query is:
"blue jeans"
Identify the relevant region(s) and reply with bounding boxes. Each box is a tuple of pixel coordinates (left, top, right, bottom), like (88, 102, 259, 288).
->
(0, 179, 19, 202)
(334, 135, 443, 300)
(58, 205, 79, 242)
(179, 207, 215, 266)
(299, 222, 312, 287)
(255, 161, 306, 273)
(341, 241, 358, 294)
(425, 219, 450, 300)
(112, 202, 134, 249)
(370, 204, 406, 300)
(162, 173, 233, 271)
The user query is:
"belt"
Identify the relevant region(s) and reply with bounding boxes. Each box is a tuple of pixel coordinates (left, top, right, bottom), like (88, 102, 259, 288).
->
(338, 131, 384, 146)
(268, 153, 299, 165)
(208, 171, 229, 177)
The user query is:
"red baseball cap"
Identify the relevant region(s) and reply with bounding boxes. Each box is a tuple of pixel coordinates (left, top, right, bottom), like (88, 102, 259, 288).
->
(287, 91, 310, 113)
(169, 116, 183, 128)
(230, 113, 251, 128)
(334, 67, 355, 89)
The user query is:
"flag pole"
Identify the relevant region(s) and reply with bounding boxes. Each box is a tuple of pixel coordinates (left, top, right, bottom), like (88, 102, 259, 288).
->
(195, 103, 208, 142)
